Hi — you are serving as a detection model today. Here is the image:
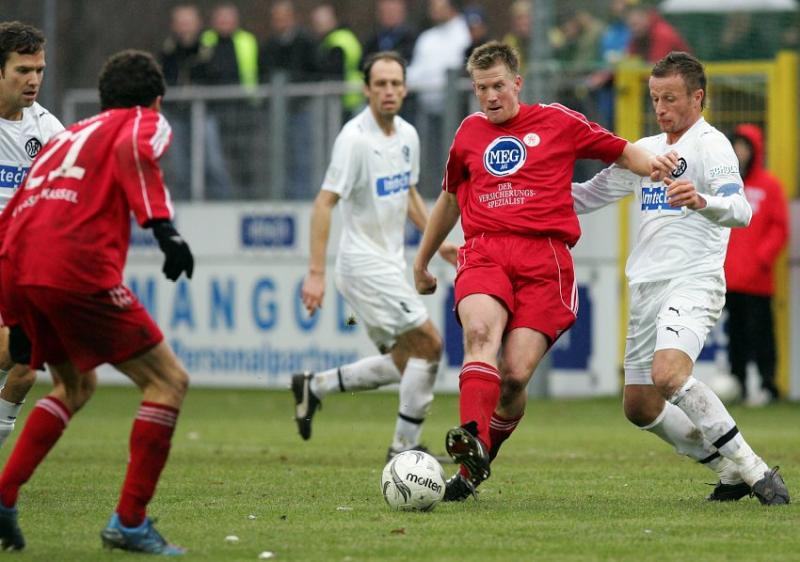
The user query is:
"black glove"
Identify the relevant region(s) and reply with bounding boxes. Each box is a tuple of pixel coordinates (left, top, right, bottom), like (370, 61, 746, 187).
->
(149, 220, 194, 281)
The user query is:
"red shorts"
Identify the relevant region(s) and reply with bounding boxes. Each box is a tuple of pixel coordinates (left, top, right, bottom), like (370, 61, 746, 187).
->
(454, 234, 578, 344)
(1, 267, 162, 371)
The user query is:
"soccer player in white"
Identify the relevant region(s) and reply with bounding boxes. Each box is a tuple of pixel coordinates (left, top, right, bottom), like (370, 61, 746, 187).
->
(572, 52, 789, 504)
(292, 51, 457, 460)
(0, 22, 64, 448)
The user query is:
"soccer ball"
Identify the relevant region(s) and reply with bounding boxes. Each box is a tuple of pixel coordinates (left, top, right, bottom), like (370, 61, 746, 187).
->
(381, 450, 446, 511)
(706, 372, 742, 404)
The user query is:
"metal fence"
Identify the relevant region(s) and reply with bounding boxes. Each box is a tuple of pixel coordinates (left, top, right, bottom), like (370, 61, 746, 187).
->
(62, 67, 609, 202)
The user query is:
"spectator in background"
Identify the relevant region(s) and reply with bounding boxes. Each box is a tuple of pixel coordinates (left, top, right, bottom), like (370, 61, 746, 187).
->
(502, 1, 532, 74)
(200, 3, 260, 198)
(159, 4, 232, 200)
(585, 0, 633, 129)
(724, 124, 789, 406)
(261, 0, 319, 199)
(463, 5, 490, 62)
(260, 0, 317, 83)
(715, 13, 774, 61)
(160, 4, 211, 86)
(552, 10, 605, 71)
(363, 0, 417, 64)
(627, 6, 689, 63)
(406, 0, 470, 193)
(200, 3, 259, 87)
(310, 3, 363, 120)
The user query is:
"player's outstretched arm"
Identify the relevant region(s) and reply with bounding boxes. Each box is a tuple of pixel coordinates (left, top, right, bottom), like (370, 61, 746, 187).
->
(407, 186, 458, 266)
(302, 190, 339, 315)
(413, 191, 460, 294)
(572, 165, 636, 215)
(616, 142, 678, 181)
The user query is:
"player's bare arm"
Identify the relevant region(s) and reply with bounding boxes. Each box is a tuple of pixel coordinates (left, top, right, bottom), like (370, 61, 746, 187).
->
(302, 190, 340, 315)
(406, 186, 458, 266)
(616, 143, 678, 181)
(413, 191, 460, 295)
(664, 176, 706, 210)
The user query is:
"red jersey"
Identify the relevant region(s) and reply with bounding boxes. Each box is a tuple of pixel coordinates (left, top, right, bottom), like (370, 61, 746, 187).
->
(443, 103, 626, 246)
(0, 107, 173, 292)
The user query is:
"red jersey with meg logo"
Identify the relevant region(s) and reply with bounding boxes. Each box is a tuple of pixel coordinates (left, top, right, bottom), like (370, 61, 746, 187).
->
(443, 102, 626, 246)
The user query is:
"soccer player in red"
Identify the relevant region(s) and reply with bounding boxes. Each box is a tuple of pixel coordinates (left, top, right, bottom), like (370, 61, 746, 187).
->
(413, 41, 677, 500)
(0, 50, 193, 554)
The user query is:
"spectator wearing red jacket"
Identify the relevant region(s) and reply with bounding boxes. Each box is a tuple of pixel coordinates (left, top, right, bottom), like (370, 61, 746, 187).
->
(724, 123, 789, 404)
(627, 7, 690, 63)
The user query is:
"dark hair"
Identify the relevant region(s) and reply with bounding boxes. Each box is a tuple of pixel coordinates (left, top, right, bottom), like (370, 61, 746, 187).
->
(98, 50, 166, 110)
(362, 51, 407, 85)
(0, 21, 45, 69)
(651, 51, 707, 110)
(466, 40, 520, 77)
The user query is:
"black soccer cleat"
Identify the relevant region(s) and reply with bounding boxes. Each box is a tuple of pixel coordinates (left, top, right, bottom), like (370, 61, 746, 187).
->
(291, 372, 321, 441)
(443, 473, 477, 502)
(386, 444, 453, 464)
(750, 466, 790, 505)
(706, 481, 751, 502)
(0, 503, 25, 551)
(445, 423, 491, 484)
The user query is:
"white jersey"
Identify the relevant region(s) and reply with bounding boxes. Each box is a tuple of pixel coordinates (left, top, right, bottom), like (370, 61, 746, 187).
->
(572, 117, 751, 284)
(0, 101, 64, 212)
(322, 107, 420, 274)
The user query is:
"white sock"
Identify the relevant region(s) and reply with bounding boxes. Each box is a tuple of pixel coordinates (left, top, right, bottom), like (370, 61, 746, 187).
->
(640, 402, 743, 484)
(670, 377, 768, 486)
(0, 396, 24, 448)
(310, 354, 401, 399)
(391, 358, 438, 452)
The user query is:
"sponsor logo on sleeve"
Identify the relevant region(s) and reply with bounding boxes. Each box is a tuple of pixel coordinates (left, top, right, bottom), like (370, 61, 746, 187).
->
(483, 136, 527, 177)
(241, 214, 296, 248)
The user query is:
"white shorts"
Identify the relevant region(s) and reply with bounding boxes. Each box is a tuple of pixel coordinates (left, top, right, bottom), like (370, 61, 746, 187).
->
(624, 274, 725, 385)
(334, 266, 429, 353)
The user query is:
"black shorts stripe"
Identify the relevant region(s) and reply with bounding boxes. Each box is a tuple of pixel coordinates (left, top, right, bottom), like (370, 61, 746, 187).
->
(712, 426, 739, 450)
(397, 412, 424, 425)
(337, 368, 346, 392)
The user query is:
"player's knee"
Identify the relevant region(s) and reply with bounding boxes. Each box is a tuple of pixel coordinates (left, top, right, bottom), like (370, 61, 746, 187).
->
(623, 398, 654, 427)
(463, 321, 496, 355)
(650, 364, 682, 399)
(163, 365, 190, 402)
(500, 372, 527, 400)
(424, 331, 443, 361)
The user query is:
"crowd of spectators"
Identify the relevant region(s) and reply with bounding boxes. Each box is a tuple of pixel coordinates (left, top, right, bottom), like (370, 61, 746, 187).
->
(157, 0, 797, 198)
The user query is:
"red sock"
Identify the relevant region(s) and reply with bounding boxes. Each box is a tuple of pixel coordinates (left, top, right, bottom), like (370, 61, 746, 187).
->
(0, 397, 71, 507)
(116, 402, 179, 528)
(458, 362, 501, 450)
(489, 412, 523, 461)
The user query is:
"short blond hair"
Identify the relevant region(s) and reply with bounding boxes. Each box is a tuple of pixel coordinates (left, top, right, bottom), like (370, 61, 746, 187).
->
(466, 41, 520, 77)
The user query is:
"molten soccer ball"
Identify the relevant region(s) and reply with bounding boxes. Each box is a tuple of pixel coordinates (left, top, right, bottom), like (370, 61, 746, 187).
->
(381, 450, 445, 511)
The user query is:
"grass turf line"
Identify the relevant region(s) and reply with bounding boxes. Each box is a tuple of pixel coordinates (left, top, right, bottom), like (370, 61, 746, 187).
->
(1, 385, 797, 562)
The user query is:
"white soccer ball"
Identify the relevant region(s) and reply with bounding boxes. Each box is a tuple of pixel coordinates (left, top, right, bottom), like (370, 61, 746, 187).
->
(707, 372, 742, 404)
(381, 450, 446, 511)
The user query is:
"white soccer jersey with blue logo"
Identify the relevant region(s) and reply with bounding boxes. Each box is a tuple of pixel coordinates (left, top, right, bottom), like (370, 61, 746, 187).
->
(322, 107, 420, 273)
(572, 117, 751, 284)
(0, 102, 64, 212)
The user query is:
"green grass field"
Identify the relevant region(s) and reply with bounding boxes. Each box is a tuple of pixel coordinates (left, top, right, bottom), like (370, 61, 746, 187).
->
(1, 384, 797, 562)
